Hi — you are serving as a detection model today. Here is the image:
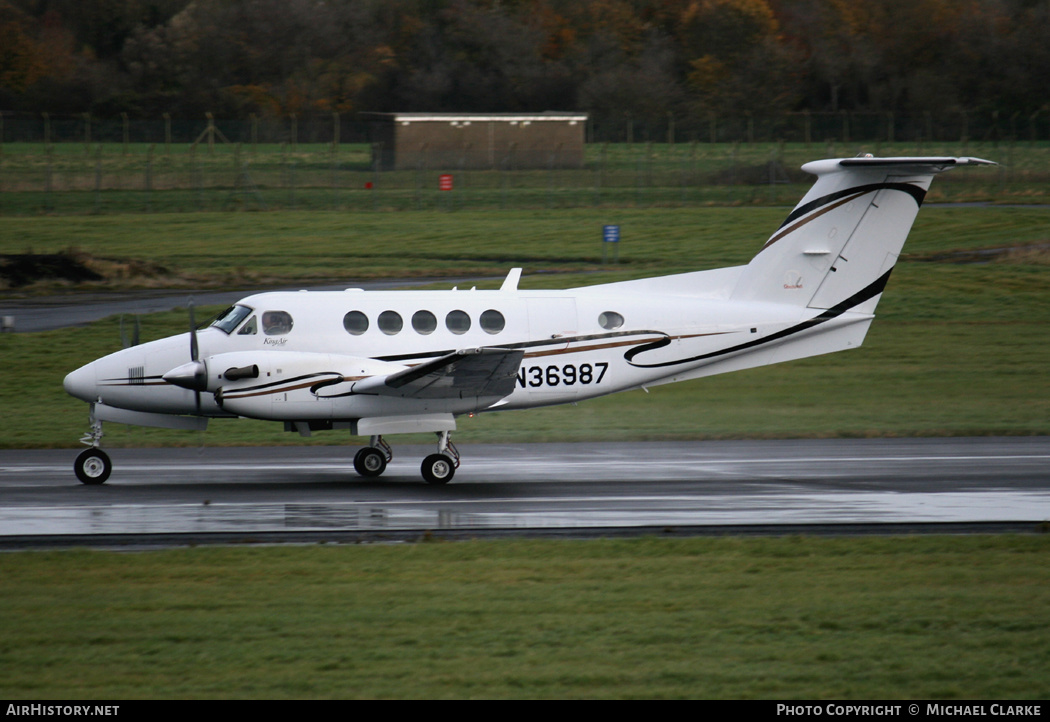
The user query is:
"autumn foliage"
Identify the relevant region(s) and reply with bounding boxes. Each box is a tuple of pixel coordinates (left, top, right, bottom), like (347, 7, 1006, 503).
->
(1, 0, 1047, 126)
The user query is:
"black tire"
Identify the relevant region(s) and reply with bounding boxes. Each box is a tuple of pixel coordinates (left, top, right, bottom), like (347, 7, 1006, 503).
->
(75, 448, 112, 485)
(353, 447, 387, 477)
(421, 454, 455, 485)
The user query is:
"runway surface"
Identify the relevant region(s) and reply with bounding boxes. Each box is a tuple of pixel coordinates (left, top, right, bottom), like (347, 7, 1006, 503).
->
(2, 438, 1049, 542)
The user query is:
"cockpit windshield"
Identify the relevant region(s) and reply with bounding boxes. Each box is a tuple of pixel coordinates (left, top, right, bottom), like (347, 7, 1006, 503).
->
(210, 304, 254, 334)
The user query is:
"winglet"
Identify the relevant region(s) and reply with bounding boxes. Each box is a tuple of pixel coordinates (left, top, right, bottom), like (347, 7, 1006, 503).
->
(500, 268, 522, 292)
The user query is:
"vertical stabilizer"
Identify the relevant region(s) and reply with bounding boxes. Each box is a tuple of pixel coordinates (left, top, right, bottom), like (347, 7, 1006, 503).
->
(731, 157, 995, 312)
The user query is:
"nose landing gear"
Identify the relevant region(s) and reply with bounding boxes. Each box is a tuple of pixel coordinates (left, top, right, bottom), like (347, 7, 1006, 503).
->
(75, 409, 111, 485)
(75, 448, 112, 485)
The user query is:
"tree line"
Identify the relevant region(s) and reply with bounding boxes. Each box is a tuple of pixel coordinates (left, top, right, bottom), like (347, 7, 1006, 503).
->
(2, 0, 1048, 134)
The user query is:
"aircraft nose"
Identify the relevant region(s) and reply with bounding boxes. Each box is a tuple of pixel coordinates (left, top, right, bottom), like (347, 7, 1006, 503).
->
(64, 363, 98, 402)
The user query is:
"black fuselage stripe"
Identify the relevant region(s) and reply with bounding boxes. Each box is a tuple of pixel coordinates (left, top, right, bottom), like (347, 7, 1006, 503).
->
(625, 270, 893, 369)
(374, 329, 667, 364)
(777, 182, 926, 230)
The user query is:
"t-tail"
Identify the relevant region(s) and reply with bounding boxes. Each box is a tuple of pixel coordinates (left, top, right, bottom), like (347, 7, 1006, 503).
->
(730, 156, 996, 313)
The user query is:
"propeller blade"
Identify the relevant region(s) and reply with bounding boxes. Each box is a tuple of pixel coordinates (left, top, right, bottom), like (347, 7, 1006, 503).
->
(132, 315, 140, 346)
(189, 299, 199, 362)
(188, 299, 201, 414)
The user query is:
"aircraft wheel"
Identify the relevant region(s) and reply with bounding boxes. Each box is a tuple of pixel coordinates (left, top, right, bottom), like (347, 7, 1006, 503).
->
(354, 447, 387, 478)
(75, 448, 112, 485)
(421, 454, 455, 485)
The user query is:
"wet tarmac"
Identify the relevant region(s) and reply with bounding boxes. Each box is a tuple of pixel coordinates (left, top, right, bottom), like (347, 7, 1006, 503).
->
(3, 438, 1048, 539)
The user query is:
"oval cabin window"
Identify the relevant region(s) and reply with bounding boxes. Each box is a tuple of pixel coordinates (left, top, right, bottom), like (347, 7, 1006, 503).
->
(598, 311, 624, 330)
(445, 310, 471, 335)
(480, 309, 505, 334)
(343, 311, 369, 335)
(412, 310, 437, 335)
(378, 310, 403, 335)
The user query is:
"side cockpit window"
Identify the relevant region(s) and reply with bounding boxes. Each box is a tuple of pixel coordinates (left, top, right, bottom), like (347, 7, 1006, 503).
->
(237, 315, 258, 335)
(262, 311, 294, 336)
(211, 304, 254, 334)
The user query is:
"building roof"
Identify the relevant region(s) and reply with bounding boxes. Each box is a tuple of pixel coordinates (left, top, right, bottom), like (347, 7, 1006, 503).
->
(362, 112, 587, 123)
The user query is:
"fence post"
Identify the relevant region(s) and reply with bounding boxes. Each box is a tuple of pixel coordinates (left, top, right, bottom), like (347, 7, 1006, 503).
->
(730, 142, 739, 188)
(191, 144, 203, 210)
(146, 144, 154, 212)
(122, 112, 129, 154)
(372, 142, 381, 211)
(679, 143, 690, 205)
(593, 143, 605, 207)
(546, 146, 557, 209)
(44, 143, 53, 211)
(331, 142, 339, 211)
(94, 144, 102, 213)
(634, 145, 647, 206)
(282, 142, 295, 208)
(646, 141, 653, 199)
(500, 154, 509, 209)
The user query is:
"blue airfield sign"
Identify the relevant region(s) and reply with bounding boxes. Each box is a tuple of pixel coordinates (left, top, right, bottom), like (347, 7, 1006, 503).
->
(602, 224, 620, 263)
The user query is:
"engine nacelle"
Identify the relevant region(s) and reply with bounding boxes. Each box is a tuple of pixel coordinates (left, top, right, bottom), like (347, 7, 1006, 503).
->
(210, 351, 404, 421)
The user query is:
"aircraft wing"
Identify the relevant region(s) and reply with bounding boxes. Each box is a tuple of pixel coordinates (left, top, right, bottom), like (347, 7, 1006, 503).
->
(353, 347, 524, 400)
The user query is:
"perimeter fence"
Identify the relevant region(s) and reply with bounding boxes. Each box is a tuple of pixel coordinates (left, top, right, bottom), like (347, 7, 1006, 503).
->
(1, 111, 1047, 215)
(5, 110, 1049, 146)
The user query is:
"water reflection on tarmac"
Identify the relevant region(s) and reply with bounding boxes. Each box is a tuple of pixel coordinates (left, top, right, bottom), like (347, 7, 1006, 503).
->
(2, 438, 1048, 538)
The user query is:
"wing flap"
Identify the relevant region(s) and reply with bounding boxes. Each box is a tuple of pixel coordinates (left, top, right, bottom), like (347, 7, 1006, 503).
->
(354, 348, 524, 400)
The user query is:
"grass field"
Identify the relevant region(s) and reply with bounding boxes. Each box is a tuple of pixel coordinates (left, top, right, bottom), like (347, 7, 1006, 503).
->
(1, 536, 1048, 699)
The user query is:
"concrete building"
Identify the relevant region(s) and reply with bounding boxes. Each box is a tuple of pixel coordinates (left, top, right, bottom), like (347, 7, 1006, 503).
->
(364, 112, 588, 170)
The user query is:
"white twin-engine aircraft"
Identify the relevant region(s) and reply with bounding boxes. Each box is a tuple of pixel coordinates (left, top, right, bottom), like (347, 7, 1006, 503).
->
(64, 156, 993, 484)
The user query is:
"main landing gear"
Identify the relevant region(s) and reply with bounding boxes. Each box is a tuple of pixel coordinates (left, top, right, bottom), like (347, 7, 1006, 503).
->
(353, 431, 460, 484)
(353, 436, 392, 477)
(75, 414, 112, 485)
